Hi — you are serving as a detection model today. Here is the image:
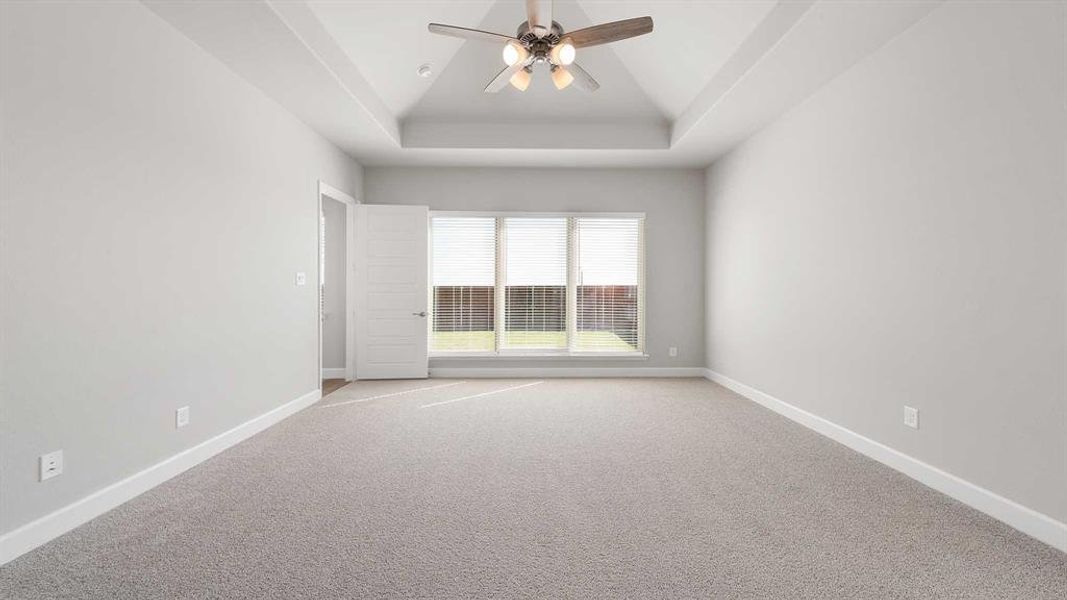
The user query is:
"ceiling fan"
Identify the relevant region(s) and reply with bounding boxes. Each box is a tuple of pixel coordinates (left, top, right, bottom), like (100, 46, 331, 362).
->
(428, 0, 653, 93)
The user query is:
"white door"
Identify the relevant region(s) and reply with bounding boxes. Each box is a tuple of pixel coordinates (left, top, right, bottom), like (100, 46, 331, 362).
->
(355, 204, 429, 379)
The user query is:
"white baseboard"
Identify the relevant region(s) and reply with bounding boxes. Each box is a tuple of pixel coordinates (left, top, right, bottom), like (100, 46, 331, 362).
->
(430, 367, 705, 378)
(321, 368, 346, 379)
(703, 369, 1067, 553)
(0, 389, 321, 566)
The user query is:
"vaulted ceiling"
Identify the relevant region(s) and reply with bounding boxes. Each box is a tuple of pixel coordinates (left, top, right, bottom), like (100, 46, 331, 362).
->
(310, 0, 774, 123)
(143, 0, 940, 167)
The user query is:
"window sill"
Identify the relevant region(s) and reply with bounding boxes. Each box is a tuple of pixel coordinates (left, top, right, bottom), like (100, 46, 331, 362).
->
(430, 352, 650, 360)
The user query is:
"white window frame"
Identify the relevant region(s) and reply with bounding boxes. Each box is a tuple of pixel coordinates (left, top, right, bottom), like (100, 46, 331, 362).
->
(429, 211, 647, 359)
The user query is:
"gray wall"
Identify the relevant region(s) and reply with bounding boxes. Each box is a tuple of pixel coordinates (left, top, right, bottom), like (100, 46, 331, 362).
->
(0, 1, 362, 534)
(704, 1, 1065, 522)
(322, 198, 347, 371)
(364, 167, 705, 370)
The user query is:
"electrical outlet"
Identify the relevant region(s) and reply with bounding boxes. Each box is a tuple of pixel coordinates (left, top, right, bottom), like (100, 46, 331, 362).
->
(39, 450, 63, 482)
(903, 406, 919, 429)
(176, 406, 190, 428)
(668, 346, 678, 357)
(295, 272, 307, 286)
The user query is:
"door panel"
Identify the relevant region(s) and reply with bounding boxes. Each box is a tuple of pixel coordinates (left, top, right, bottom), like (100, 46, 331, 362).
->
(355, 205, 429, 379)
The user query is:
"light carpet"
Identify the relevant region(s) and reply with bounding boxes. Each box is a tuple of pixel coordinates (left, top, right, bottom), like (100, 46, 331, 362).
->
(2, 378, 1064, 598)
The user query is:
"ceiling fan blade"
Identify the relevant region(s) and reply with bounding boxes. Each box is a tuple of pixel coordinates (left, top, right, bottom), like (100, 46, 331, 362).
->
(484, 61, 527, 93)
(526, 0, 552, 37)
(428, 23, 517, 44)
(566, 62, 600, 92)
(566, 16, 653, 48)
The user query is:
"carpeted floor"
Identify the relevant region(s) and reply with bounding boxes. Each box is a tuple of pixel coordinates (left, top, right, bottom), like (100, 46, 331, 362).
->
(2, 378, 1064, 599)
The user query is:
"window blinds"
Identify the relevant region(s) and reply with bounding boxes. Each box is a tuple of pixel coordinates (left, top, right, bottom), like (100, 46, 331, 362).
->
(574, 218, 642, 352)
(429, 214, 643, 355)
(430, 217, 497, 352)
(503, 217, 568, 349)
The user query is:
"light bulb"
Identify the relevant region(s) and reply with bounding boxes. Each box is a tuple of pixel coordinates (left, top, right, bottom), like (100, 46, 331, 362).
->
(550, 38, 576, 66)
(509, 68, 532, 91)
(502, 41, 527, 66)
(551, 66, 574, 90)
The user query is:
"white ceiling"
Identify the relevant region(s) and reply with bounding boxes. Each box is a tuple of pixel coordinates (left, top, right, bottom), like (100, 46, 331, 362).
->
(578, 1, 775, 119)
(144, 0, 943, 167)
(309, 0, 775, 126)
(307, 1, 496, 119)
(405, 0, 665, 125)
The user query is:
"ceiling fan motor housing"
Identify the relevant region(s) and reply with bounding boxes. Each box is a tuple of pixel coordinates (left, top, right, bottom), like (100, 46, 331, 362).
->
(517, 20, 563, 49)
(515, 21, 563, 65)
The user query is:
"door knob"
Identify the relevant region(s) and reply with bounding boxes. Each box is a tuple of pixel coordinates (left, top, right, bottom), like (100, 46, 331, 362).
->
(413, 311, 428, 317)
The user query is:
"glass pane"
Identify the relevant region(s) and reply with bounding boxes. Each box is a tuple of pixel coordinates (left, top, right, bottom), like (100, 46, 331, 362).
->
(431, 217, 496, 352)
(576, 218, 640, 352)
(503, 218, 567, 349)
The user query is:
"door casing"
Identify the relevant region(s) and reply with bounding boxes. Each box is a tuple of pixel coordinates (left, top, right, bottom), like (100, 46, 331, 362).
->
(317, 180, 358, 384)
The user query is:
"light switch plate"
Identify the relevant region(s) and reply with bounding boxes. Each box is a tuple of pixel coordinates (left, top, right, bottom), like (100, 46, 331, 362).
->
(903, 406, 919, 429)
(668, 346, 678, 357)
(176, 406, 190, 428)
(40, 450, 63, 481)
(295, 272, 307, 286)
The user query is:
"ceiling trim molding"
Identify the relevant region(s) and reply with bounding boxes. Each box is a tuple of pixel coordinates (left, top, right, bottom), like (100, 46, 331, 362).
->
(671, 0, 816, 145)
(670, 0, 942, 164)
(402, 120, 669, 150)
(266, 0, 399, 144)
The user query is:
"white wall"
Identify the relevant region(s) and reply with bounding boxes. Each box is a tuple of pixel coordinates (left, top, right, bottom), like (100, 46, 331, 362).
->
(704, 0, 1065, 524)
(321, 198, 347, 371)
(364, 167, 705, 371)
(0, 0, 362, 536)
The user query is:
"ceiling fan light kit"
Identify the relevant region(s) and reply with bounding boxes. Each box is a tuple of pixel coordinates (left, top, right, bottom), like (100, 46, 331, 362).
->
(502, 40, 528, 67)
(428, 0, 652, 94)
(550, 65, 574, 90)
(550, 38, 576, 66)
(510, 68, 533, 92)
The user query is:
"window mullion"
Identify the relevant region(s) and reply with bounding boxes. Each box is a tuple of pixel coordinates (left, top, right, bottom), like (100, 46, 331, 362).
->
(566, 217, 578, 352)
(494, 217, 505, 354)
(637, 217, 646, 353)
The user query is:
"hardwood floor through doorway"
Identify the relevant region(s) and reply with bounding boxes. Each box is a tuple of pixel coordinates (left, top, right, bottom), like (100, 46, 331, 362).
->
(322, 378, 346, 397)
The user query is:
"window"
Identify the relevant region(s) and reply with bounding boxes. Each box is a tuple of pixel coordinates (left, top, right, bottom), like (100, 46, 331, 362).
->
(430, 217, 496, 352)
(575, 218, 642, 352)
(503, 218, 567, 350)
(430, 213, 645, 356)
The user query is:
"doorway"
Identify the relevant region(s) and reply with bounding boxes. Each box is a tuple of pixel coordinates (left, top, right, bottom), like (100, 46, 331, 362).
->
(318, 181, 357, 396)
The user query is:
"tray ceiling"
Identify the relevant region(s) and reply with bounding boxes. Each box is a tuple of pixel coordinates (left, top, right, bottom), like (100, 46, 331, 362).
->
(144, 0, 941, 167)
